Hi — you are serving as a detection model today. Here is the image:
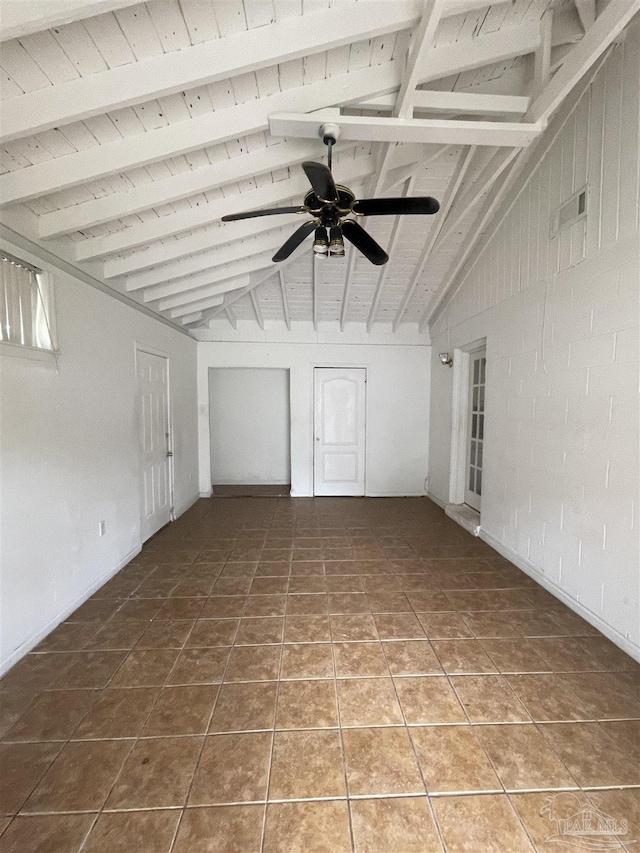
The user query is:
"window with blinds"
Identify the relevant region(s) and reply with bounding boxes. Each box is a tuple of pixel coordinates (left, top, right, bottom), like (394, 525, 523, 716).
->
(0, 252, 54, 352)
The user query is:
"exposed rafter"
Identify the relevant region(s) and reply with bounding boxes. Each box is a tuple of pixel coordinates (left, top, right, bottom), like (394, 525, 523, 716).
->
(250, 289, 265, 330)
(279, 271, 290, 331)
(0, 0, 143, 41)
(0, 3, 420, 143)
(393, 145, 476, 330)
(224, 304, 238, 330)
(353, 91, 532, 117)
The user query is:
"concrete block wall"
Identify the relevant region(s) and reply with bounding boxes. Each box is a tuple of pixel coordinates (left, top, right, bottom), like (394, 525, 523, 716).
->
(428, 25, 639, 657)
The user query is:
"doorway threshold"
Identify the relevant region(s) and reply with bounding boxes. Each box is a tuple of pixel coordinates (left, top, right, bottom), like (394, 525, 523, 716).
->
(212, 485, 291, 497)
(445, 503, 481, 536)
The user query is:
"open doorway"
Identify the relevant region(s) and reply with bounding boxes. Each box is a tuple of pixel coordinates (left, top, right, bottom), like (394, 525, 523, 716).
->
(209, 368, 291, 496)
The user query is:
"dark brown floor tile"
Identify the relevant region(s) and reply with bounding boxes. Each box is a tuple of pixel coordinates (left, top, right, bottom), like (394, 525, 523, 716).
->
(367, 592, 412, 613)
(135, 620, 194, 648)
(186, 619, 239, 647)
(109, 649, 179, 687)
(0, 814, 94, 853)
(412, 726, 501, 794)
(331, 614, 379, 641)
(284, 615, 331, 643)
(22, 740, 131, 813)
(275, 680, 338, 729)
(281, 644, 333, 679)
(460, 611, 524, 638)
(446, 590, 534, 611)
(235, 617, 284, 645)
(480, 639, 552, 673)
(34, 623, 99, 653)
(286, 594, 328, 615)
(167, 647, 230, 685)
(528, 637, 607, 671)
(417, 612, 474, 639)
(559, 672, 640, 719)
(327, 575, 364, 592)
(586, 788, 640, 851)
(255, 561, 290, 577)
(132, 579, 179, 598)
(291, 559, 325, 573)
(394, 675, 467, 724)
(189, 732, 272, 805)
(374, 614, 426, 640)
(328, 593, 371, 615)
(338, 678, 403, 726)
(288, 576, 326, 594)
(382, 640, 443, 675)
(405, 592, 453, 612)
(506, 674, 595, 722)
(334, 642, 389, 677)
(513, 610, 573, 637)
(209, 682, 278, 732)
(244, 595, 287, 617)
(106, 736, 202, 808)
(50, 651, 128, 689)
(476, 724, 577, 790)
(451, 675, 531, 723)
(343, 726, 424, 795)
(143, 685, 218, 735)
(4, 690, 97, 741)
(251, 577, 289, 595)
(66, 600, 120, 622)
(83, 621, 147, 650)
(546, 609, 600, 635)
(111, 599, 163, 621)
(173, 805, 264, 853)
(0, 742, 61, 815)
(263, 801, 352, 853)
(201, 597, 247, 618)
(213, 578, 252, 596)
(539, 722, 640, 787)
(172, 577, 217, 597)
(156, 598, 205, 620)
(580, 637, 640, 671)
(350, 796, 443, 853)
(224, 646, 280, 682)
(269, 729, 345, 799)
(431, 640, 498, 674)
(432, 794, 535, 852)
(82, 810, 179, 853)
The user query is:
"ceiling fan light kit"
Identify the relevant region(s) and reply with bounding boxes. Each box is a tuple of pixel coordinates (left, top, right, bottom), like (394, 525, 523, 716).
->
(220, 123, 441, 266)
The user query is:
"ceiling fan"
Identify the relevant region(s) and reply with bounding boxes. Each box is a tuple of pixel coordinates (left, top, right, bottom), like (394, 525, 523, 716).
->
(221, 123, 440, 266)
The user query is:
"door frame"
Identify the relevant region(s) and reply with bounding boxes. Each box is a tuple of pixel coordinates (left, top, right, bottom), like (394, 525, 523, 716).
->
(134, 343, 175, 537)
(448, 338, 486, 510)
(312, 364, 367, 496)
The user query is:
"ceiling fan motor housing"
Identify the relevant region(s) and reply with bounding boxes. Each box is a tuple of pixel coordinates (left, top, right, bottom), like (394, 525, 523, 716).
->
(319, 122, 341, 146)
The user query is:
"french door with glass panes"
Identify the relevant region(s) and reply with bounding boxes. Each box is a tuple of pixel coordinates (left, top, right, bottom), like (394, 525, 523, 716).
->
(465, 348, 486, 512)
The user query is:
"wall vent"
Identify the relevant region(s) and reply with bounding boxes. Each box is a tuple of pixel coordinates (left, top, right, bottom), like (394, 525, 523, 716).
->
(550, 185, 588, 237)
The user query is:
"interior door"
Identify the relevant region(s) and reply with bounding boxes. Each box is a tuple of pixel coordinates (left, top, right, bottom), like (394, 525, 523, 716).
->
(465, 348, 486, 512)
(314, 367, 366, 496)
(137, 349, 172, 541)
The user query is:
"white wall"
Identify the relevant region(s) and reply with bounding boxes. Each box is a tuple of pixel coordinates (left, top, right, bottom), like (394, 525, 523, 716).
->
(198, 340, 431, 498)
(0, 241, 199, 674)
(209, 368, 290, 485)
(428, 29, 640, 658)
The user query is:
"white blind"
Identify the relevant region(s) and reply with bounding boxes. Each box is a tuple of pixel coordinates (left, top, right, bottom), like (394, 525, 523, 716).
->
(0, 254, 53, 350)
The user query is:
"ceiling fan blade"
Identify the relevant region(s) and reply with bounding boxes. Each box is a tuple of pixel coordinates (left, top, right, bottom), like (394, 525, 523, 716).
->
(341, 219, 388, 265)
(352, 196, 440, 216)
(272, 220, 318, 262)
(221, 205, 304, 222)
(302, 161, 338, 202)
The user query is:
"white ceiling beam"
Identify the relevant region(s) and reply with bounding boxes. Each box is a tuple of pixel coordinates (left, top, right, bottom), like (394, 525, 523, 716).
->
(125, 229, 291, 291)
(39, 140, 336, 239)
(532, 9, 553, 99)
(271, 113, 542, 148)
(170, 295, 224, 319)
(340, 246, 358, 331)
(392, 145, 475, 330)
(179, 312, 202, 326)
(103, 216, 295, 279)
(0, 2, 420, 143)
(526, 0, 640, 125)
(0, 0, 143, 41)
(191, 264, 285, 328)
(437, 147, 520, 242)
(353, 90, 532, 117)
(279, 270, 291, 331)
(151, 259, 270, 303)
(250, 290, 265, 330)
(157, 274, 253, 310)
(0, 61, 399, 205)
(366, 177, 415, 331)
(76, 154, 375, 260)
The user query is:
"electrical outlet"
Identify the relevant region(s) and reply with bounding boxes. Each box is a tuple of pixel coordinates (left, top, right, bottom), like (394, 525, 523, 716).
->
(99, 521, 106, 536)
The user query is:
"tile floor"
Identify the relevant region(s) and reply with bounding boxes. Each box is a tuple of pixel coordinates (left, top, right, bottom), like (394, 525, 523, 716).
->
(1, 497, 639, 853)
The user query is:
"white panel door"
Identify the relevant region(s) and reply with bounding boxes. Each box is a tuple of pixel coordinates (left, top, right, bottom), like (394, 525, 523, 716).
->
(137, 350, 172, 542)
(465, 348, 486, 512)
(314, 368, 366, 496)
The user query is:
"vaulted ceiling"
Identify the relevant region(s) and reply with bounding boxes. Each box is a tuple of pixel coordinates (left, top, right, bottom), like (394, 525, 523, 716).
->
(0, 0, 636, 336)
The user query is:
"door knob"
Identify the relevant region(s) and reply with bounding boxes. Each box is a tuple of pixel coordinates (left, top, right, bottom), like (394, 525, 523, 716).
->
(315, 437, 320, 442)
(166, 451, 173, 457)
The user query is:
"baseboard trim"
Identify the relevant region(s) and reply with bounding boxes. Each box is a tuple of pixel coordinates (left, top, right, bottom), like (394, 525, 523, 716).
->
(0, 544, 142, 677)
(173, 492, 200, 518)
(199, 489, 213, 498)
(479, 530, 640, 663)
(427, 491, 447, 509)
